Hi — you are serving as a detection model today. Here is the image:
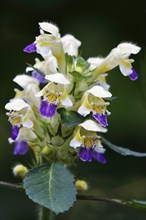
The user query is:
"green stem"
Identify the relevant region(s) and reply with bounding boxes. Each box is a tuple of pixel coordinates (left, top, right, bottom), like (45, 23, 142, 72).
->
(38, 206, 55, 220)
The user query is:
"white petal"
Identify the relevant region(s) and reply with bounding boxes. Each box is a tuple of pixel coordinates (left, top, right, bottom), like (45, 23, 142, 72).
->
(36, 45, 51, 56)
(35, 90, 43, 97)
(60, 96, 73, 107)
(25, 67, 34, 72)
(64, 44, 78, 56)
(70, 136, 82, 148)
(78, 104, 91, 117)
(87, 85, 112, 98)
(87, 57, 104, 70)
(61, 34, 81, 47)
(94, 141, 105, 153)
(45, 73, 70, 85)
(39, 22, 59, 38)
(45, 51, 58, 73)
(117, 42, 141, 54)
(24, 84, 40, 107)
(119, 64, 132, 76)
(106, 110, 111, 115)
(18, 127, 37, 141)
(80, 120, 107, 132)
(13, 75, 39, 88)
(8, 138, 14, 144)
(97, 81, 111, 91)
(22, 119, 33, 128)
(5, 99, 29, 111)
(61, 34, 81, 56)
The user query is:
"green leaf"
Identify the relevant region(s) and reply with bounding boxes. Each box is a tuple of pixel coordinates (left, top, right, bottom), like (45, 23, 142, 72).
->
(124, 200, 146, 211)
(65, 53, 90, 74)
(102, 137, 146, 157)
(75, 56, 90, 72)
(23, 163, 76, 214)
(58, 108, 85, 128)
(65, 53, 75, 72)
(70, 71, 87, 80)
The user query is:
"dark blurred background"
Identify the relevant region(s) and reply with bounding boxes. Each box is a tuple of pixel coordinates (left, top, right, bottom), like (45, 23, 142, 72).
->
(0, 0, 146, 220)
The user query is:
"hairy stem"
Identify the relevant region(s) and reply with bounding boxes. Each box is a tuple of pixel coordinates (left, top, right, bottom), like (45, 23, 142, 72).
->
(0, 181, 23, 191)
(0, 181, 144, 212)
(77, 194, 122, 205)
(0, 181, 123, 207)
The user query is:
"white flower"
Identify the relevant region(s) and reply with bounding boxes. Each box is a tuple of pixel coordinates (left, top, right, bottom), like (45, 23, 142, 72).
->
(17, 127, 37, 142)
(5, 98, 29, 111)
(59, 94, 73, 107)
(35, 22, 61, 58)
(13, 75, 39, 89)
(35, 76, 73, 118)
(61, 34, 81, 56)
(78, 85, 111, 116)
(70, 125, 106, 162)
(117, 42, 141, 54)
(45, 73, 70, 85)
(13, 74, 40, 107)
(88, 42, 141, 79)
(105, 42, 141, 76)
(79, 120, 107, 132)
(87, 57, 105, 71)
(39, 22, 60, 38)
(5, 98, 34, 128)
(70, 129, 83, 148)
(96, 74, 110, 91)
(86, 85, 112, 98)
(45, 51, 58, 73)
(8, 127, 37, 145)
(94, 140, 105, 154)
(26, 51, 58, 76)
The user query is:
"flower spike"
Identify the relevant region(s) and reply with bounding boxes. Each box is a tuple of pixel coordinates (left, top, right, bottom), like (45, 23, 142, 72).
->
(6, 22, 142, 169)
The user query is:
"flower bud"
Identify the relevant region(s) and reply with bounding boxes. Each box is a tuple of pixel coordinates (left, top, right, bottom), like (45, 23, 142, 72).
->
(75, 180, 88, 191)
(41, 146, 52, 155)
(13, 164, 28, 178)
(75, 66, 83, 73)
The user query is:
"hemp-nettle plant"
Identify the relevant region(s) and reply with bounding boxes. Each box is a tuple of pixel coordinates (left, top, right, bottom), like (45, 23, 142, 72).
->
(2, 22, 146, 219)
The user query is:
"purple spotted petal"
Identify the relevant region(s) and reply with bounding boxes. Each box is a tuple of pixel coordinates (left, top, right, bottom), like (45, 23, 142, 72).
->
(13, 140, 29, 155)
(93, 151, 107, 164)
(129, 68, 138, 81)
(32, 71, 47, 84)
(93, 113, 108, 127)
(39, 100, 57, 117)
(78, 147, 93, 162)
(11, 125, 20, 141)
(23, 42, 36, 53)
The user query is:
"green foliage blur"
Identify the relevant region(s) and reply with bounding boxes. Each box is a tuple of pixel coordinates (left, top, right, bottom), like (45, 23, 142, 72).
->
(0, 0, 146, 220)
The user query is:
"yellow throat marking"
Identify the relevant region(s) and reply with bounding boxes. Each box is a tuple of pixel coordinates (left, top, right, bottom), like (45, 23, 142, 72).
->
(11, 117, 21, 125)
(47, 93, 58, 103)
(92, 105, 105, 114)
(84, 137, 93, 148)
